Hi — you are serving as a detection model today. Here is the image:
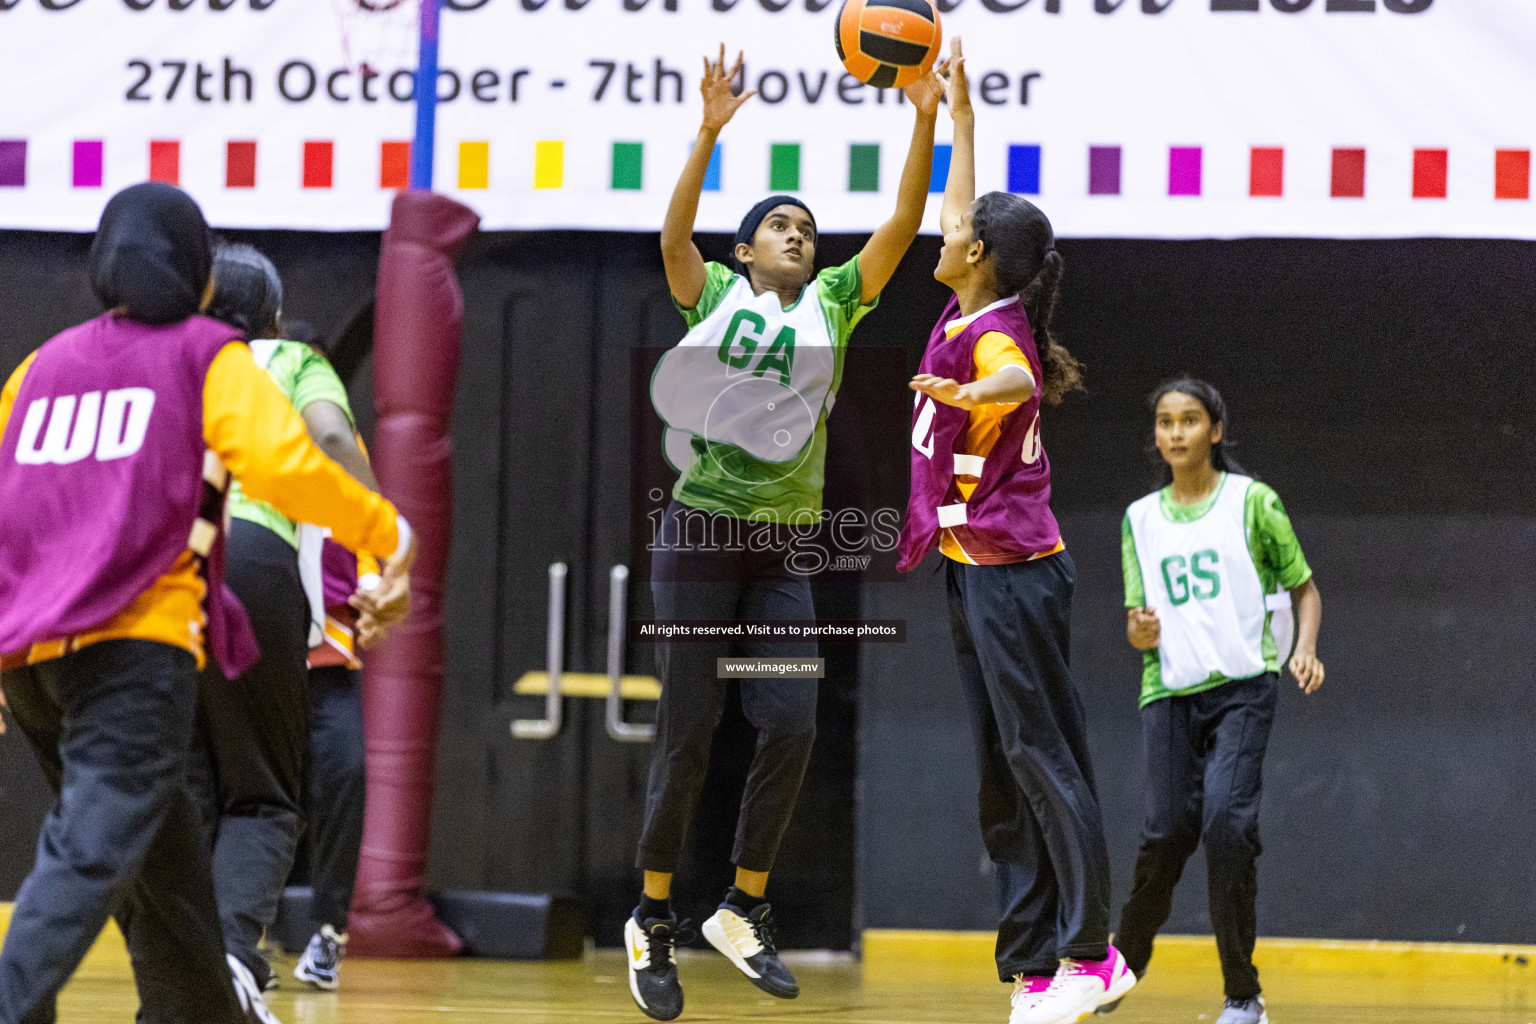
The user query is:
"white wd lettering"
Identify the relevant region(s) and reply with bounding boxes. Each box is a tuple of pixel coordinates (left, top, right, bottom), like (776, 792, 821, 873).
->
(97, 389, 156, 461)
(911, 393, 936, 459)
(15, 389, 157, 465)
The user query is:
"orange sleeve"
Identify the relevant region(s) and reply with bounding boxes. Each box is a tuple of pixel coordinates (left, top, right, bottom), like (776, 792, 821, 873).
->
(203, 343, 405, 561)
(974, 331, 1035, 383)
(0, 352, 40, 441)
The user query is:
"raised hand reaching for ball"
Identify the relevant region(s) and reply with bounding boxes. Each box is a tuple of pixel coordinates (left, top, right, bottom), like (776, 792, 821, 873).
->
(939, 36, 970, 121)
(700, 44, 756, 132)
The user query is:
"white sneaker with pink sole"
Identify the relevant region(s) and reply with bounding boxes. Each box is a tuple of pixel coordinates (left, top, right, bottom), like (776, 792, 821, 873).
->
(1008, 945, 1138, 1024)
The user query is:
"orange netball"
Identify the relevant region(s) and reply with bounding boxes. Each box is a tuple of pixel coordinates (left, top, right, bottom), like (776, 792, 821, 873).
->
(834, 0, 943, 90)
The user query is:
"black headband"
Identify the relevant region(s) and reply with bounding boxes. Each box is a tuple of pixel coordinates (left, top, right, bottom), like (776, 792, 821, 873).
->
(734, 195, 816, 253)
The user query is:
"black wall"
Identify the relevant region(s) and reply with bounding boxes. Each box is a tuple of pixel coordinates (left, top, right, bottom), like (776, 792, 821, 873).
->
(0, 228, 1532, 946)
(858, 238, 1536, 944)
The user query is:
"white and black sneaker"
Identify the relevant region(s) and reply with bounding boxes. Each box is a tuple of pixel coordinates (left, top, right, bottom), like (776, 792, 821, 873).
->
(625, 912, 689, 1021)
(294, 925, 347, 992)
(1216, 995, 1268, 1024)
(228, 953, 283, 1024)
(702, 902, 798, 999)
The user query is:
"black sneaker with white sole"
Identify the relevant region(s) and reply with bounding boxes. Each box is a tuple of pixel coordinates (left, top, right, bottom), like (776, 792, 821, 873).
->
(293, 925, 347, 991)
(624, 912, 689, 1021)
(702, 902, 798, 999)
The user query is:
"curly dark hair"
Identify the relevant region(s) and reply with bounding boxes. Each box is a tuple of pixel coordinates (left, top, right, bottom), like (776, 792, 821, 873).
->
(969, 192, 1084, 406)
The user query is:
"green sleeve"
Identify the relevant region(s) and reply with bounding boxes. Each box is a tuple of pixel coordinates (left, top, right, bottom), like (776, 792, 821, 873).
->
(1246, 482, 1312, 590)
(289, 345, 355, 428)
(816, 255, 879, 345)
(1122, 513, 1147, 608)
(674, 262, 737, 329)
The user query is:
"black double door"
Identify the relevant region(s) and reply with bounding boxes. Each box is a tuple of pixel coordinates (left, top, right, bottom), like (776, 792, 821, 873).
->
(431, 232, 865, 949)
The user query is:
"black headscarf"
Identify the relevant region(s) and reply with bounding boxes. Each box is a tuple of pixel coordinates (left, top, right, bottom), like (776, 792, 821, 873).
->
(734, 195, 816, 256)
(88, 183, 213, 326)
(206, 242, 283, 339)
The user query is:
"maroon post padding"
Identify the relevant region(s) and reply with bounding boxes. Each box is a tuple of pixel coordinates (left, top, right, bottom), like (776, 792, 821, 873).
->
(349, 191, 479, 958)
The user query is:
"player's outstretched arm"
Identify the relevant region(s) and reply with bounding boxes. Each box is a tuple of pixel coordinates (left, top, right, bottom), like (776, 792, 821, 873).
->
(909, 365, 1033, 410)
(937, 37, 974, 238)
(662, 45, 757, 308)
(855, 64, 942, 304)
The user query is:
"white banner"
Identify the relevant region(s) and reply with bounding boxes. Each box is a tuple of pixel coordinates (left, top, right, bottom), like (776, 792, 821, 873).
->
(1, 0, 1533, 238)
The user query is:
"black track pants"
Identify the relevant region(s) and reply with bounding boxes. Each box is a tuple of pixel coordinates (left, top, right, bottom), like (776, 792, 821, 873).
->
(185, 518, 311, 986)
(306, 665, 366, 933)
(0, 640, 242, 1024)
(637, 502, 819, 875)
(1114, 673, 1278, 1001)
(946, 553, 1112, 981)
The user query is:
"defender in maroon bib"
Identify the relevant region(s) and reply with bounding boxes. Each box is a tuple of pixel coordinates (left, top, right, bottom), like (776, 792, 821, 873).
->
(899, 56, 1134, 1024)
(0, 311, 255, 675)
(897, 294, 1059, 571)
(0, 182, 255, 1024)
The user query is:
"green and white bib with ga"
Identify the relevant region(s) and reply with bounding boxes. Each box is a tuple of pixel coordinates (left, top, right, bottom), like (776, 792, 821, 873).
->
(651, 258, 874, 522)
(1126, 474, 1296, 700)
(653, 271, 839, 464)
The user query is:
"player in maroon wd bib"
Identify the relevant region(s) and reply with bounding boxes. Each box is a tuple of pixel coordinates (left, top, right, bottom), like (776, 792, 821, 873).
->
(0, 184, 414, 1024)
(896, 44, 1136, 1024)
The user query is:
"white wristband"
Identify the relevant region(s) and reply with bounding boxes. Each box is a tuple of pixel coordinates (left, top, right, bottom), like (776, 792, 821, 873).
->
(389, 516, 413, 564)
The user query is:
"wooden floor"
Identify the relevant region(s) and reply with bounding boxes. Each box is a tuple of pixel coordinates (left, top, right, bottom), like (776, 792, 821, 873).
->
(46, 932, 1536, 1024)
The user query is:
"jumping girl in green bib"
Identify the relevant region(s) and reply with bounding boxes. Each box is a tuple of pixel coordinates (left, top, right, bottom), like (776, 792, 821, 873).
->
(630, 44, 943, 1022)
(1109, 378, 1325, 1024)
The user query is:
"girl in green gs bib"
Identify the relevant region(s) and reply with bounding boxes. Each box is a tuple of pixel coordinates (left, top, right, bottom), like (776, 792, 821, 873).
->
(629, 45, 943, 1022)
(1109, 378, 1324, 1024)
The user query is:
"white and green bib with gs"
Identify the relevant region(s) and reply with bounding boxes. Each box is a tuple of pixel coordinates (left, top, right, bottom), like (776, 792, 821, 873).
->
(650, 258, 874, 522)
(1123, 473, 1313, 707)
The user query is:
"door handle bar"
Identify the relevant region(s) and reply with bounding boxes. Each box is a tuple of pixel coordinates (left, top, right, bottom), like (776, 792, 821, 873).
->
(605, 565, 654, 743)
(512, 562, 566, 740)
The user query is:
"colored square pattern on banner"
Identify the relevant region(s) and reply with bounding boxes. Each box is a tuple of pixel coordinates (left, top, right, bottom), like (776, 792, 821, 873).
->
(11, 134, 1536, 217)
(1089, 146, 1121, 196)
(849, 144, 879, 193)
(1332, 148, 1365, 198)
(0, 141, 23, 188)
(460, 142, 489, 189)
(930, 144, 951, 193)
(612, 142, 643, 190)
(770, 144, 800, 191)
(1495, 150, 1529, 200)
(227, 141, 256, 189)
(149, 141, 179, 185)
(73, 141, 103, 189)
(1250, 148, 1284, 197)
(1008, 145, 1041, 195)
(303, 142, 333, 189)
(534, 141, 563, 189)
(1169, 147, 1202, 196)
(1412, 149, 1447, 199)
(381, 141, 410, 190)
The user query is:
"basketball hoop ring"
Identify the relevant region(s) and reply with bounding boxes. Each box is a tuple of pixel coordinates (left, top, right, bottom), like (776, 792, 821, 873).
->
(333, 0, 424, 76)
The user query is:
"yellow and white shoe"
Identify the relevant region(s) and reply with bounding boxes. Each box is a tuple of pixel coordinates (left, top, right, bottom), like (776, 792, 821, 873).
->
(701, 903, 799, 999)
(624, 912, 686, 1021)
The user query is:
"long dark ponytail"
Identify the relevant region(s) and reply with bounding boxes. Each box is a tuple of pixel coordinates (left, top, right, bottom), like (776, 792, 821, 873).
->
(1146, 376, 1248, 489)
(969, 192, 1083, 406)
